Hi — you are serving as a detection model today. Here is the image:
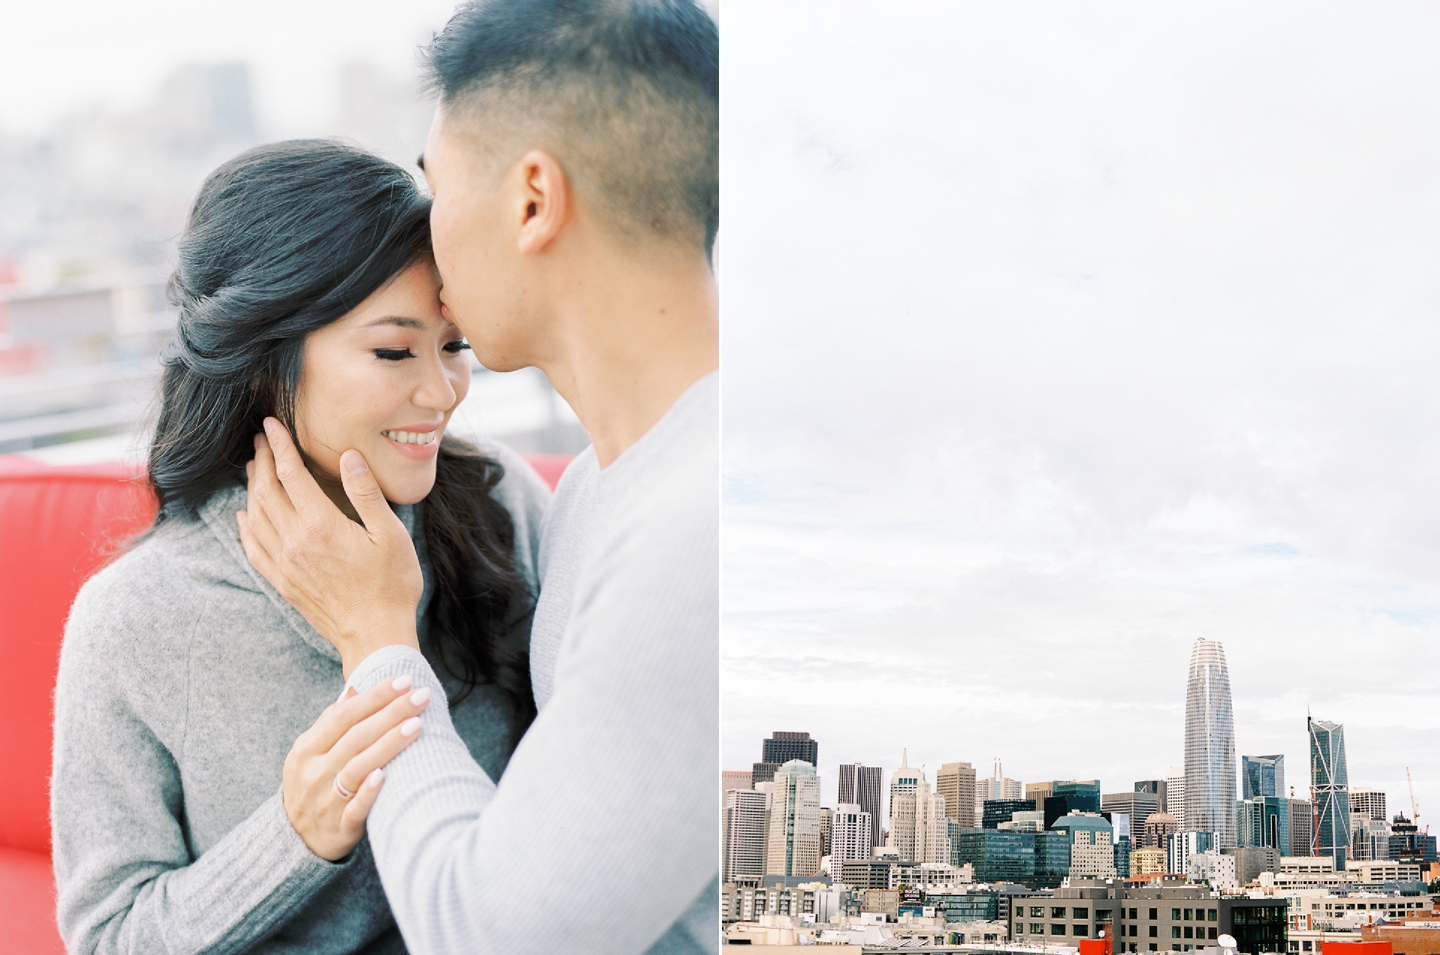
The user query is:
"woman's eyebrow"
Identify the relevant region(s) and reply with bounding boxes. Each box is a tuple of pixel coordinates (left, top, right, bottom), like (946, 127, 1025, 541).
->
(363, 316, 427, 330)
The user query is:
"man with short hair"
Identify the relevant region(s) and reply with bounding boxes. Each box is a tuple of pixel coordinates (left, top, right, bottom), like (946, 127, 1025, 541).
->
(239, 1, 718, 952)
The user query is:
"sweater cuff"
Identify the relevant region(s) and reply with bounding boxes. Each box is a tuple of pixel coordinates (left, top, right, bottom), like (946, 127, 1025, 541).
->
(346, 645, 433, 694)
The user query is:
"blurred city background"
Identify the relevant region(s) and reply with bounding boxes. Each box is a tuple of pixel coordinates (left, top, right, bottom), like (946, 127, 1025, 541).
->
(0, 1, 587, 464)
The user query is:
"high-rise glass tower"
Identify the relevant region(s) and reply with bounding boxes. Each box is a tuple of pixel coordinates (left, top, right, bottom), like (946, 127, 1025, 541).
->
(1242, 755, 1285, 800)
(1309, 717, 1350, 870)
(1183, 639, 1237, 847)
(838, 763, 885, 848)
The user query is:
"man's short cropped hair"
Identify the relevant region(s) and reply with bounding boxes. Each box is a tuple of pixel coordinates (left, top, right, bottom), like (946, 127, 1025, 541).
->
(425, 0, 719, 256)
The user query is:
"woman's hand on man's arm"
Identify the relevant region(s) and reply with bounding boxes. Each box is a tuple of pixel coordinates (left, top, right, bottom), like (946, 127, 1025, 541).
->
(283, 674, 432, 861)
(238, 417, 422, 677)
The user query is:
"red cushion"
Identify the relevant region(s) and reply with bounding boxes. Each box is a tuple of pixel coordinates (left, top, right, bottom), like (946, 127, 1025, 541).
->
(0, 461, 157, 855)
(0, 846, 65, 955)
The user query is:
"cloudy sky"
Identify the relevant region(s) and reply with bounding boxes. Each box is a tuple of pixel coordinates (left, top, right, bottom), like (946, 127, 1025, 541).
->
(722, 2, 1440, 816)
(1, 0, 461, 136)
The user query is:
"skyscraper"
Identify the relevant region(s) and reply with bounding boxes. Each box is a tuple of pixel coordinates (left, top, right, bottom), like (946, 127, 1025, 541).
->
(766, 760, 822, 876)
(838, 763, 884, 849)
(1309, 717, 1350, 870)
(1288, 798, 1314, 857)
(754, 731, 818, 784)
(1184, 639, 1237, 847)
(887, 752, 922, 861)
(1166, 766, 1187, 829)
(1242, 755, 1286, 800)
(936, 762, 977, 829)
(1350, 787, 1386, 822)
(831, 803, 874, 865)
(723, 788, 770, 886)
(975, 759, 1024, 821)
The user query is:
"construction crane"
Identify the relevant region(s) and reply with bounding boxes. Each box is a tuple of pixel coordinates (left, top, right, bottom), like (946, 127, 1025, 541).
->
(1406, 766, 1424, 832)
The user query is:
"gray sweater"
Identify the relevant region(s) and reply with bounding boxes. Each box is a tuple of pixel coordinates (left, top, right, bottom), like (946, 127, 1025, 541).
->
(51, 443, 549, 955)
(346, 372, 719, 954)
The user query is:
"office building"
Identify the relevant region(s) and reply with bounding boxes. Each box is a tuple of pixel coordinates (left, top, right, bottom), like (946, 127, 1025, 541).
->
(1027, 780, 1055, 811)
(1350, 812, 1390, 862)
(1223, 845, 1279, 884)
(1054, 812, 1117, 879)
(1136, 778, 1169, 814)
(1131, 845, 1168, 877)
(1104, 791, 1161, 836)
(1110, 811, 1132, 878)
(1243, 755, 1286, 800)
(1389, 814, 1438, 864)
(1167, 830, 1216, 877)
(983, 798, 1037, 829)
(1167, 766, 1188, 829)
(1189, 849, 1238, 889)
(754, 731, 818, 785)
(837, 763, 884, 849)
(819, 807, 831, 858)
(724, 788, 770, 886)
(1288, 798, 1314, 858)
(723, 769, 753, 796)
(999, 810, 1046, 833)
(765, 760, 822, 877)
(1034, 830, 1072, 888)
(885, 751, 948, 863)
(1239, 796, 1291, 854)
(976, 760, 1025, 820)
(1143, 810, 1179, 849)
(1183, 639, 1237, 847)
(1350, 787, 1386, 822)
(957, 828, 1036, 884)
(936, 762, 977, 829)
(1044, 780, 1101, 830)
(1308, 717, 1350, 870)
(830, 803, 872, 866)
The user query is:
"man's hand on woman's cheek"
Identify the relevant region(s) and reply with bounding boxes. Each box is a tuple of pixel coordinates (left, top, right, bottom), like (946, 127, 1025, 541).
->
(237, 417, 423, 677)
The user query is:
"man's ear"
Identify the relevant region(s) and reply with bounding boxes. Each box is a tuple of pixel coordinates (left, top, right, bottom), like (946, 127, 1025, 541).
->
(515, 149, 569, 256)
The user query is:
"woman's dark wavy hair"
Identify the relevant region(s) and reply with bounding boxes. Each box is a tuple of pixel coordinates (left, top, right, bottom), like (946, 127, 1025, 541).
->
(151, 139, 535, 731)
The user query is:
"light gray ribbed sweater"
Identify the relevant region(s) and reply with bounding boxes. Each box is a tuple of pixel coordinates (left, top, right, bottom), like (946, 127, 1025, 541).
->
(348, 372, 719, 955)
(51, 442, 549, 955)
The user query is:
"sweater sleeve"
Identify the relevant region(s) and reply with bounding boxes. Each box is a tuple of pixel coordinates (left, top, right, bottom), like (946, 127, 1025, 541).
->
(52, 573, 351, 955)
(348, 463, 719, 955)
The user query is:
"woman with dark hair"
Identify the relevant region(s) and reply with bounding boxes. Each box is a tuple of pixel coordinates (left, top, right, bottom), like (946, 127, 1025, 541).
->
(50, 140, 549, 953)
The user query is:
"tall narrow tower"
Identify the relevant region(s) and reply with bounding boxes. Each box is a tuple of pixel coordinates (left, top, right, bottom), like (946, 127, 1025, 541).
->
(1183, 639, 1237, 847)
(1309, 717, 1351, 870)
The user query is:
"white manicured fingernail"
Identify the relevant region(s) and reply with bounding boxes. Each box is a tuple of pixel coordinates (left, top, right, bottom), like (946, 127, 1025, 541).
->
(368, 768, 384, 788)
(391, 674, 412, 691)
(401, 717, 422, 736)
(410, 688, 430, 706)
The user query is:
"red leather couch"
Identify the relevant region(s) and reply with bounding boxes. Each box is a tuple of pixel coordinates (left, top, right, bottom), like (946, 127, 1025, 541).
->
(0, 453, 571, 954)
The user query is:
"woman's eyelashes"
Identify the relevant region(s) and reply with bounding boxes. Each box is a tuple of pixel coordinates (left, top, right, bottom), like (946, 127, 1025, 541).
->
(372, 340, 469, 361)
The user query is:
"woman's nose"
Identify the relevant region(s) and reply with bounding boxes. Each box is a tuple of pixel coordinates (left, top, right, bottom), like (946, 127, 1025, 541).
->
(413, 354, 459, 411)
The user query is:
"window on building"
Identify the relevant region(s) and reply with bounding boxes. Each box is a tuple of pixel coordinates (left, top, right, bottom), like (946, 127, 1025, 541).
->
(1184, 927, 1193, 939)
(1130, 925, 1138, 937)
(1054, 907, 1068, 918)
(1184, 909, 1193, 921)
(1208, 909, 1217, 921)
(1172, 927, 1181, 938)
(1208, 928, 1217, 939)
(1149, 946, 1157, 952)
(1033, 907, 1046, 918)
(1075, 908, 1090, 919)
(1302, 945, 1312, 953)
(1076, 925, 1090, 937)
(1173, 909, 1182, 920)
(1053, 925, 1067, 935)
(1032, 924, 1044, 934)
(1151, 909, 1159, 920)
(1150, 926, 1159, 938)
(1130, 908, 1139, 919)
